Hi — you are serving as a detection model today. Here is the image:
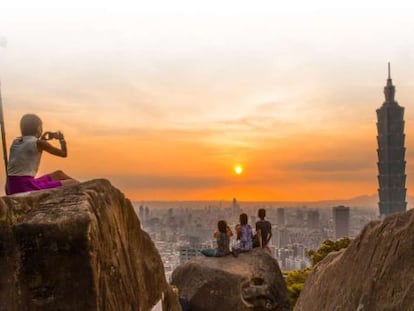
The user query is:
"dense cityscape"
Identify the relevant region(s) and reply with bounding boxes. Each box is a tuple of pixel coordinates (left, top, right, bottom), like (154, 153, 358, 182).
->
(134, 200, 378, 281)
(132, 65, 408, 284)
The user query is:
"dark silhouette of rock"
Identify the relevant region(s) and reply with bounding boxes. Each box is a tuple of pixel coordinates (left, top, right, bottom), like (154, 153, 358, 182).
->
(171, 248, 290, 311)
(295, 210, 414, 311)
(0, 179, 180, 311)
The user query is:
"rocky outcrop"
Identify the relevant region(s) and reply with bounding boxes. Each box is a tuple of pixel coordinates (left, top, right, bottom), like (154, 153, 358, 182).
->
(295, 210, 414, 311)
(171, 248, 290, 311)
(0, 179, 180, 311)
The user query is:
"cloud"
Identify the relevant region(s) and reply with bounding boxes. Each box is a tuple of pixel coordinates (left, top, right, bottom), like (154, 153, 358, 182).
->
(298, 171, 374, 183)
(106, 174, 226, 190)
(286, 159, 374, 173)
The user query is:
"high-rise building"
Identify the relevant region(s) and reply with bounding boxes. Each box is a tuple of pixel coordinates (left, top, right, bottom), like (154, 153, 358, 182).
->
(178, 241, 211, 264)
(295, 209, 305, 227)
(307, 210, 320, 229)
(178, 246, 204, 264)
(231, 198, 241, 220)
(333, 206, 350, 240)
(277, 208, 285, 226)
(376, 63, 407, 217)
(274, 227, 290, 248)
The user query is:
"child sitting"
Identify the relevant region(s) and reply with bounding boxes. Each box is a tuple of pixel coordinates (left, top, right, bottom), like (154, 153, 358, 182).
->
(200, 220, 233, 257)
(6, 114, 78, 195)
(232, 213, 253, 256)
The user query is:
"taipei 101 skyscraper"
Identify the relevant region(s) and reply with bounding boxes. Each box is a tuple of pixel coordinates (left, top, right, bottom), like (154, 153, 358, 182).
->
(376, 63, 407, 217)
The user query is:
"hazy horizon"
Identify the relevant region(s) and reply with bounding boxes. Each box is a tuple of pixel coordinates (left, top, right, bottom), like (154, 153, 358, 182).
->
(132, 193, 414, 211)
(2, 1, 414, 201)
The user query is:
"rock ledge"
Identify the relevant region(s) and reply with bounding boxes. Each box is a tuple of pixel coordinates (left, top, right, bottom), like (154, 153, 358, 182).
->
(0, 179, 179, 311)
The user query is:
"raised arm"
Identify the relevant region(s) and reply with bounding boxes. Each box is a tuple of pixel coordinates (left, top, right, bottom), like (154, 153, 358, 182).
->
(37, 133, 67, 157)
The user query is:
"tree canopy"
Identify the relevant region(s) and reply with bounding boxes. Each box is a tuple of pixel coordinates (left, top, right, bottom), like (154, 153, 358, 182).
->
(306, 237, 352, 267)
(285, 268, 311, 306)
(285, 237, 352, 308)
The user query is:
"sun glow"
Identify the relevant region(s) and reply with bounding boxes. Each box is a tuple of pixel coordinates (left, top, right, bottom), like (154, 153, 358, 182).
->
(234, 164, 244, 175)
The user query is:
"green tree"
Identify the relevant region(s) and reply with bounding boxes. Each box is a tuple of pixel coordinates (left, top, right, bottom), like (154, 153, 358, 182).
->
(284, 237, 352, 308)
(306, 237, 351, 267)
(285, 268, 311, 307)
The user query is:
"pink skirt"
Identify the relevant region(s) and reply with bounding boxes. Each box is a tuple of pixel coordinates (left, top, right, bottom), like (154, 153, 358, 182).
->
(6, 175, 62, 195)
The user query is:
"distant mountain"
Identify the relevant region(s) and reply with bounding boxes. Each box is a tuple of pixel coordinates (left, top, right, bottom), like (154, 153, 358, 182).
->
(260, 194, 414, 209)
(134, 194, 414, 210)
(339, 194, 414, 209)
(338, 194, 378, 208)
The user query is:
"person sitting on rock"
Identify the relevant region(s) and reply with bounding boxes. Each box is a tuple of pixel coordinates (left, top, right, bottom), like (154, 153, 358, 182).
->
(253, 208, 272, 248)
(6, 113, 78, 195)
(232, 213, 253, 256)
(200, 220, 233, 257)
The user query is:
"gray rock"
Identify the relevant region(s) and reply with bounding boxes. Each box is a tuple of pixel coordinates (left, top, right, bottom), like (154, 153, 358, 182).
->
(171, 248, 290, 311)
(0, 179, 180, 311)
(295, 210, 414, 311)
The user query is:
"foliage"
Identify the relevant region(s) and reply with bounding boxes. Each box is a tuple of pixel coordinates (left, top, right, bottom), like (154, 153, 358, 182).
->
(306, 237, 352, 267)
(284, 237, 352, 308)
(284, 268, 311, 307)
(285, 268, 311, 287)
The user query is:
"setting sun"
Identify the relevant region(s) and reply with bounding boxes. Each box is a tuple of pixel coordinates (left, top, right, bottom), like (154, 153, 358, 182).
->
(234, 164, 244, 175)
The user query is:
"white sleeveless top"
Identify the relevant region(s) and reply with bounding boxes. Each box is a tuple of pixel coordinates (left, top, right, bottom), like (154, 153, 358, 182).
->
(7, 136, 41, 177)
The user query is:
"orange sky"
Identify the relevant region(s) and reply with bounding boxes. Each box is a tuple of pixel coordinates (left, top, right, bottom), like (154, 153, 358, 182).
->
(2, 2, 414, 201)
(2, 116, 407, 201)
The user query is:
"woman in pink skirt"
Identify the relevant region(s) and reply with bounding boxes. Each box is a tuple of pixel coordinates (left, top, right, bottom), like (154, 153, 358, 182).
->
(6, 114, 78, 195)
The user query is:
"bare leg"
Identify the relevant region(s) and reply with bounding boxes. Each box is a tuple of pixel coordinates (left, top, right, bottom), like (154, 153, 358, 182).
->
(49, 170, 79, 183)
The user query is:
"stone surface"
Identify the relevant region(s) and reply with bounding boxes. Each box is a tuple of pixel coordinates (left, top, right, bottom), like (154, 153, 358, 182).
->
(171, 248, 290, 311)
(295, 210, 414, 311)
(0, 179, 180, 311)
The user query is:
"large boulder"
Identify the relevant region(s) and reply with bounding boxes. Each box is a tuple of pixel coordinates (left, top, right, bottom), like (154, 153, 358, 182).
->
(171, 248, 290, 311)
(0, 179, 180, 311)
(295, 210, 414, 311)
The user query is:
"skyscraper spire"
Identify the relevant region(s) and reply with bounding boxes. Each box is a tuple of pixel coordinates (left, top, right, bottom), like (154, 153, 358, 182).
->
(388, 62, 391, 79)
(377, 64, 407, 217)
(384, 62, 395, 103)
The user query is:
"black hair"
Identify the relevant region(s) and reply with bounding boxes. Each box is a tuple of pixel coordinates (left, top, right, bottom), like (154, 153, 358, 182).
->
(20, 114, 42, 136)
(217, 220, 227, 233)
(258, 208, 266, 219)
(240, 213, 248, 226)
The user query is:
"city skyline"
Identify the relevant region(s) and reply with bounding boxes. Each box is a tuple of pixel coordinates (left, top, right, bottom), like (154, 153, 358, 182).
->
(2, 1, 414, 201)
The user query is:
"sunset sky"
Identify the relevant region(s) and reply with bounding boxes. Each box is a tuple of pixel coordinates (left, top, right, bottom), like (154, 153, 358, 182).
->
(2, 1, 414, 201)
